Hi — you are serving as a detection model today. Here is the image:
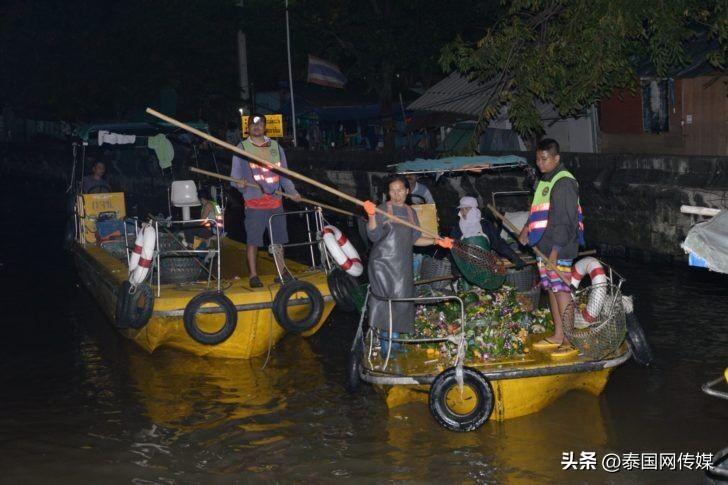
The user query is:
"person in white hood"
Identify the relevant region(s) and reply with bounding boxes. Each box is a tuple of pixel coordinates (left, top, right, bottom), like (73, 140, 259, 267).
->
(451, 196, 525, 268)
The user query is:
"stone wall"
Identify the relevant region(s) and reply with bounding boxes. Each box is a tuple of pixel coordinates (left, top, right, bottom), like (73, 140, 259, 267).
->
(286, 150, 728, 260)
(3, 139, 727, 260)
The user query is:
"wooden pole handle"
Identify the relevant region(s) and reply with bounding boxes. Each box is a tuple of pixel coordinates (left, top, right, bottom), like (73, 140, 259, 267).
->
(190, 167, 358, 218)
(147, 108, 439, 239)
(486, 203, 567, 280)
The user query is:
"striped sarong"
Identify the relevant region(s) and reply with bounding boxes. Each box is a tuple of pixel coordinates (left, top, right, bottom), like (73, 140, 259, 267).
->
(537, 258, 573, 293)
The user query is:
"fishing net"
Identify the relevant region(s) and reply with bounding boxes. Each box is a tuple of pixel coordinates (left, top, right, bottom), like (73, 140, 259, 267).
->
(451, 237, 507, 290)
(563, 283, 626, 360)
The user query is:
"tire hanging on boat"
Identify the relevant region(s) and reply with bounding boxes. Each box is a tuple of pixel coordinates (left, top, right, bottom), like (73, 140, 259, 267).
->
(625, 311, 653, 366)
(272, 280, 324, 333)
(347, 337, 364, 392)
(63, 215, 76, 250)
(115, 281, 154, 330)
(183, 291, 237, 345)
(327, 268, 359, 313)
(428, 366, 494, 432)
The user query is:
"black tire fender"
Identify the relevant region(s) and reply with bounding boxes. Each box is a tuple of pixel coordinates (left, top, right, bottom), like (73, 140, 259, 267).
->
(428, 366, 494, 432)
(63, 216, 76, 250)
(183, 291, 237, 345)
(115, 281, 132, 328)
(626, 311, 653, 366)
(327, 268, 358, 313)
(347, 337, 364, 392)
(116, 282, 154, 330)
(272, 280, 324, 333)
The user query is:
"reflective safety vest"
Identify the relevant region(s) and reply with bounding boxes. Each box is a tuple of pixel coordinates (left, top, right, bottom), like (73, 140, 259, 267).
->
(242, 138, 281, 188)
(526, 169, 585, 246)
(202, 201, 224, 235)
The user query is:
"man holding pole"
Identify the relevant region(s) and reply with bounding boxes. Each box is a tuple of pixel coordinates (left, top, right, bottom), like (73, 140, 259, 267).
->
(518, 139, 584, 348)
(231, 113, 301, 288)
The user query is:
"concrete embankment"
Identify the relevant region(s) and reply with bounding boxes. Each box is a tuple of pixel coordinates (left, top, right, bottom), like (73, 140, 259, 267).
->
(3, 139, 726, 260)
(286, 150, 728, 261)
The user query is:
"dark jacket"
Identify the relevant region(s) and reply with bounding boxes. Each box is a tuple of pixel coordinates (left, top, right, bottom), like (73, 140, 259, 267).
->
(535, 164, 580, 260)
(451, 218, 525, 268)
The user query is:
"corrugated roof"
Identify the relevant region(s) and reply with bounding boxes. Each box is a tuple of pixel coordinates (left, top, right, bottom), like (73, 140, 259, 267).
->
(407, 72, 496, 118)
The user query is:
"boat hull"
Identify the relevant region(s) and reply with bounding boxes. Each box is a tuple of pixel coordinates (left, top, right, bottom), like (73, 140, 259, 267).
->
(72, 238, 334, 359)
(383, 366, 613, 421)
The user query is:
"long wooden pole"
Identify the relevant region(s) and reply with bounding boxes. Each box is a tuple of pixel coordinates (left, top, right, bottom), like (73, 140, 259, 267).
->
(146, 108, 440, 239)
(190, 166, 358, 218)
(487, 203, 568, 281)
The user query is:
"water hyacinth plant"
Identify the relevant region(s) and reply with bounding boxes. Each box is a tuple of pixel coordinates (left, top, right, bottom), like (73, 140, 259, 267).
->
(414, 285, 553, 361)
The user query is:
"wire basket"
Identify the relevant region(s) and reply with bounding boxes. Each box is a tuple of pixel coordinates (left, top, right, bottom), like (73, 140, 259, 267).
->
(563, 283, 626, 360)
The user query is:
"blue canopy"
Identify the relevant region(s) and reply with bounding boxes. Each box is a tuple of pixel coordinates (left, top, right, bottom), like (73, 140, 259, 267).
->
(394, 155, 526, 174)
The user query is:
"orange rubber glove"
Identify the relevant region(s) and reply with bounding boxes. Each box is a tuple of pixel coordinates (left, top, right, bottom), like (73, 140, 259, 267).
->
(363, 200, 377, 216)
(435, 237, 454, 249)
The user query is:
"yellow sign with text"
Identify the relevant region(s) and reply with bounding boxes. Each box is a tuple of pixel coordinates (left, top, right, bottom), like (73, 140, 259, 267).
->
(241, 114, 284, 138)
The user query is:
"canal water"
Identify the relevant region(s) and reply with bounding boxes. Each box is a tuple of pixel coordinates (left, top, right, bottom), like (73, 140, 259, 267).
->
(1, 185, 726, 483)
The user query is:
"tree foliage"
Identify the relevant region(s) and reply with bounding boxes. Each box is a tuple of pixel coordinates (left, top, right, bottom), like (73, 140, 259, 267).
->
(440, 0, 728, 138)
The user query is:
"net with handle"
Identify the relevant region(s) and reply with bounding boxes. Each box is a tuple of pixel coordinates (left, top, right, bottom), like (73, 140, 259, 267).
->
(450, 236, 507, 290)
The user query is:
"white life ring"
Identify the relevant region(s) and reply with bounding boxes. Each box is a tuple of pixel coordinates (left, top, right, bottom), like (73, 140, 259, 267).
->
(128, 228, 145, 272)
(129, 224, 156, 286)
(322, 225, 363, 277)
(570, 256, 609, 323)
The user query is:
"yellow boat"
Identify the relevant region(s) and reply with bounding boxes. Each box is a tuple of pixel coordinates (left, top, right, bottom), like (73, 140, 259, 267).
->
(71, 191, 336, 359)
(370, 339, 630, 422)
(349, 285, 640, 432)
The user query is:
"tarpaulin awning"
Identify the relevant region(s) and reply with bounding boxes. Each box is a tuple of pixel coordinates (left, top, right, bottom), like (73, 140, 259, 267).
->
(394, 155, 526, 174)
(682, 210, 728, 274)
(75, 122, 209, 142)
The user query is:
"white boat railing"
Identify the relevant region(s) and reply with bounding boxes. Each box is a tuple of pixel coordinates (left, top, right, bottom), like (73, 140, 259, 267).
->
(124, 217, 222, 297)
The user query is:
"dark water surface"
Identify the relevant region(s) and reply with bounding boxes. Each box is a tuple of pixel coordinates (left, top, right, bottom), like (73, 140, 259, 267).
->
(1, 187, 727, 484)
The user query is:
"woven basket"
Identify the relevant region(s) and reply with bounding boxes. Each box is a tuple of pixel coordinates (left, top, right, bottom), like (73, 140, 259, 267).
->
(563, 284, 626, 360)
(419, 255, 452, 291)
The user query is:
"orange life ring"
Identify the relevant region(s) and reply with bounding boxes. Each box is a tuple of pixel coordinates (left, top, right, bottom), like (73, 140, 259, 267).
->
(322, 225, 363, 277)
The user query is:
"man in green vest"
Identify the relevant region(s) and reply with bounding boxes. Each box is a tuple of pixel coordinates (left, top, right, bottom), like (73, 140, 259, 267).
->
(230, 114, 301, 288)
(518, 139, 585, 349)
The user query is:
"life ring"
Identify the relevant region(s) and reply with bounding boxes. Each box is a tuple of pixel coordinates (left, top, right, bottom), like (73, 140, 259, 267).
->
(428, 366, 494, 432)
(570, 256, 609, 323)
(129, 224, 156, 286)
(327, 268, 359, 312)
(322, 225, 363, 277)
(128, 227, 145, 272)
(183, 291, 237, 345)
(272, 280, 324, 333)
(115, 281, 154, 330)
(626, 310, 653, 366)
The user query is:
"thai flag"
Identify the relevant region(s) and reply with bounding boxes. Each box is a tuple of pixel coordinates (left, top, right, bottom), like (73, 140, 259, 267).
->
(307, 55, 347, 89)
